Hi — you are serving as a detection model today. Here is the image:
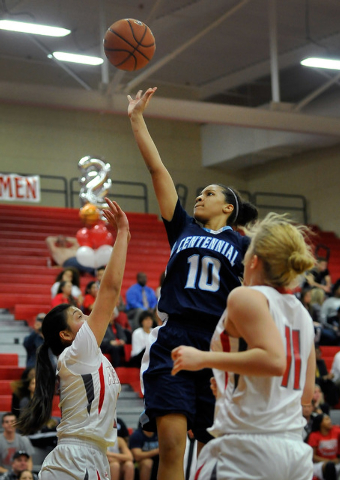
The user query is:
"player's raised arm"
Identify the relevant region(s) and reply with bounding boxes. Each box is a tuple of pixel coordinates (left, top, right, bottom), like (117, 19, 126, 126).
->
(87, 198, 130, 346)
(128, 88, 178, 221)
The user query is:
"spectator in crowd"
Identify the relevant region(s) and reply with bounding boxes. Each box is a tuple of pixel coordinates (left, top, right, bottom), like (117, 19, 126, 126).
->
(321, 279, 340, 328)
(302, 403, 317, 442)
(100, 312, 127, 367)
(106, 436, 135, 480)
(129, 426, 159, 480)
(304, 256, 332, 296)
(51, 281, 79, 309)
(117, 417, 130, 445)
(0, 413, 34, 474)
(315, 346, 339, 407)
(310, 288, 327, 345)
(155, 271, 165, 300)
(23, 314, 45, 369)
(18, 469, 35, 480)
(129, 312, 155, 368)
(331, 349, 340, 398)
(82, 281, 98, 315)
(299, 287, 314, 317)
(45, 235, 95, 275)
(50, 267, 82, 302)
(1, 451, 37, 480)
(10, 370, 35, 419)
(125, 273, 158, 331)
(312, 384, 330, 415)
(308, 413, 340, 480)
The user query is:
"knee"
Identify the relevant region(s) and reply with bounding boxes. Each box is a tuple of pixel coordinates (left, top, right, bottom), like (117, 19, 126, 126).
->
(139, 458, 153, 471)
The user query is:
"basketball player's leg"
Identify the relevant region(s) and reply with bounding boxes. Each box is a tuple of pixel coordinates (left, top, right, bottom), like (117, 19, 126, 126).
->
(156, 413, 188, 480)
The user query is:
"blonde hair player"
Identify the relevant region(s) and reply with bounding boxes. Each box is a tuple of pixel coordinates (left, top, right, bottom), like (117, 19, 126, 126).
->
(172, 213, 316, 480)
(16, 198, 130, 480)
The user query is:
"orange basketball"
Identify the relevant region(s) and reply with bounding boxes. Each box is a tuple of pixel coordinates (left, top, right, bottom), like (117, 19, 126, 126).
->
(103, 18, 156, 71)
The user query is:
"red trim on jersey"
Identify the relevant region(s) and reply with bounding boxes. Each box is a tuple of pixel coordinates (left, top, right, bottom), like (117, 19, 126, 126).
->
(96, 471, 100, 480)
(98, 362, 105, 414)
(220, 330, 230, 389)
(281, 325, 292, 388)
(194, 463, 204, 480)
(292, 329, 301, 390)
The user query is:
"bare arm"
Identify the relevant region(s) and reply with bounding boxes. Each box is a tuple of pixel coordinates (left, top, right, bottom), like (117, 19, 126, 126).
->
(87, 198, 130, 346)
(172, 287, 286, 377)
(301, 345, 316, 405)
(45, 236, 58, 254)
(128, 88, 178, 221)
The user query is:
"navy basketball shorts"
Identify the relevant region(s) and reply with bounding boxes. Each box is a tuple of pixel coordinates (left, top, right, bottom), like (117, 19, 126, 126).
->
(140, 317, 215, 444)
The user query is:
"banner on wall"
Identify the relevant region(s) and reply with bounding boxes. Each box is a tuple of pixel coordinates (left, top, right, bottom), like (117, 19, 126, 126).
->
(0, 173, 41, 202)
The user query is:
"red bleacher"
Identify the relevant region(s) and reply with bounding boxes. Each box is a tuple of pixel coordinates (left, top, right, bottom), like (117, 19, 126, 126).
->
(0, 204, 169, 326)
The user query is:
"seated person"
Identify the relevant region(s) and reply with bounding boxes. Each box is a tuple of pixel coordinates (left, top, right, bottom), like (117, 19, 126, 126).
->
(304, 256, 332, 296)
(1, 451, 37, 480)
(51, 281, 79, 309)
(50, 267, 82, 302)
(23, 314, 45, 369)
(129, 426, 159, 480)
(18, 470, 35, 480)
(315, 346, 339, 407)
(129, 312, 155, 368)
(100, 312, 127, 367)
(11, 370, 35, 419)
(321, 280, 340, 330)
(308, 414, 340, 480)
(82, 281, 98, 315)
(106, 436, 135, 480)
(125, 273, 157, 331)
(0, 413, 35, 474)
(45, 235, 95, 275)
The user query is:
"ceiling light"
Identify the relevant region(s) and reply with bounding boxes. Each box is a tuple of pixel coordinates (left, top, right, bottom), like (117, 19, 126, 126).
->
(301, 57, 340, 70)
(0, 19, 70, 37)
(51, 52, 104, 65)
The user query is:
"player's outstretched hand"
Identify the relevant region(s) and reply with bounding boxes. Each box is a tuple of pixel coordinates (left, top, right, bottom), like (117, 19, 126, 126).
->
(171, 345, 204, 375)
(102, 198, 131, 242)
(127, 87, 157, 117)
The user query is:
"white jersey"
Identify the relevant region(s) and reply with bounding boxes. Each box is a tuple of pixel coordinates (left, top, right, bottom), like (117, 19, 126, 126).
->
(209, 286, 314, 438)
(56, 321, 121, 449)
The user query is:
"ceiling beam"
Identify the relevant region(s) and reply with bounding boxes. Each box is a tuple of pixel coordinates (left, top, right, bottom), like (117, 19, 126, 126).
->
(1, 81, 340, 138)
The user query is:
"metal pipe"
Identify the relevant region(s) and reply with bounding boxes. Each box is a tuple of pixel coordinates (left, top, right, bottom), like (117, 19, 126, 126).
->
(123, 0, 251, 93)
(27, 35, 92, 91)
(268, 0, 280, 103)
(100, 0, 110, 86)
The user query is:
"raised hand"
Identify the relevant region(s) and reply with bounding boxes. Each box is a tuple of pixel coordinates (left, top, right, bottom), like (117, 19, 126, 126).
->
(127, 87, 157, 117)
(102, 198, 130, 242)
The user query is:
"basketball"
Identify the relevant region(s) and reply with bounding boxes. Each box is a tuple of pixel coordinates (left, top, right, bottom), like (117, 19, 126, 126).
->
(103, 18, 156, 71)
(79, 203, 101, 226)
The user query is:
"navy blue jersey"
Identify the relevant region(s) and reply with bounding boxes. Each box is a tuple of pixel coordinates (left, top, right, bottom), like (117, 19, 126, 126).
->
(158, 200, 250, 330)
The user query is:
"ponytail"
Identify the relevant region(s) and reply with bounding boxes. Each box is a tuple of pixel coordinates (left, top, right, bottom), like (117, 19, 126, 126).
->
(16, 343, 56, 434)
(217, 185, 258, 228)
(16, 303, 70, 434)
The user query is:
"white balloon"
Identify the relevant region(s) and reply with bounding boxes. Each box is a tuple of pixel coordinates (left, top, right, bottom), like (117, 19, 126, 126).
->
(76, 246, 95, 268)
(94, 245, 113, 268)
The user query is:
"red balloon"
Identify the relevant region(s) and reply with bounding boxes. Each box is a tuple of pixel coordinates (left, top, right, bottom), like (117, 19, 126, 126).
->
(104, 232, 114, 246)
(90, 223, 108, 249)
(76, 227, 91, 247)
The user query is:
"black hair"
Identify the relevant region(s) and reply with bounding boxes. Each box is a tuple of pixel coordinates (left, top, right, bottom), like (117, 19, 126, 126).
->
(15, 304, 70, 434)
(332, 279, 340, 296)
(216, 185, 258, 228)
(2, 412, 16, 423)
(85, 281, 96, 295)
(139, 310, 156, 327)
(55, 267, 80, 288)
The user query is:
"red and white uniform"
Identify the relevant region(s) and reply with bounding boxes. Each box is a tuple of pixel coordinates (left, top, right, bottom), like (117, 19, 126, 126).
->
(39, 321, 121, 480)
(196, 286, 314, 480)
